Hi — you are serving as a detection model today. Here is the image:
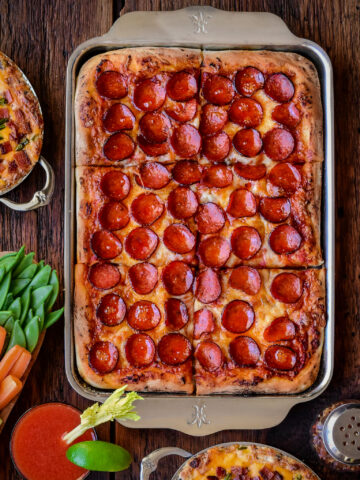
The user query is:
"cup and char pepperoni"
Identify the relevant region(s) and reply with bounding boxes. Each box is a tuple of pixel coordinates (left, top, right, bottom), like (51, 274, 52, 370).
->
(195, 340, 223, 372)
(96, 293, 126, 326)
(99, 201, 129, 230)
(103, 132, 135, 162)
(222, 300, 255, 333)
(125, 333, 155, 368)
(138, 162, 171, 190)
(125, 227, 158, 261)
(89, 341, 119, 374)
(158, 333, 192, 366)
(172, 160, 202, 185)
(269, 224, 302, 254)
(127, 300, 161, 331)
(88, 263, 121, 290)
(229, 336, 260, 367)
(264, 317, 296, 342)
(100, 170, 131, 200)
(167, 186, 198, 219)
(162, 261, 194, 296)
(96, 71, 128, 99)
(102, 104, 135, 133)
(231, 226, 262, 260)
(130, 192, 164, 226)
(195, 203, 225, 234)
(165, 298, 189, 330)
(271, 272, 303, 304)
(193, 309, 215, 339)
(198, 236, 231, 268)
(128, 262, 158, 294)
(229, 266, 261, 295)
(194, 269, 221, 304)
(91, 230, 122, 260)
(163, 224, 196, 254)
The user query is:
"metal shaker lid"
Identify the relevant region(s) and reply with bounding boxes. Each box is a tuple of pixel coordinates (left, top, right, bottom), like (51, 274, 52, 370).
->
(322, 402, 360, 465)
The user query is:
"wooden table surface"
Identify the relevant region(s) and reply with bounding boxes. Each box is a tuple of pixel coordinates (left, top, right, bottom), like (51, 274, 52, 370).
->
(0, 0, 358, 478)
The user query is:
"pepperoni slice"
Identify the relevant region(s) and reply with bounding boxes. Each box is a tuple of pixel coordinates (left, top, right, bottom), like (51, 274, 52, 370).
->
(198, 236, 231, 268)
(163, 224, 196, 254)
(202, 131, 230, 162)
(167, 72, 198, 101)
(125, 333, 155, 367)
(137, 135, 170, 157)
(231, 226, 262, 260)
(100, 171, 130, 200)
(127, 300, 161, 331)
(171, 124, 201, 157)
(269, 224, 302, 254)
(99, 201, 129, 231)
(139, 112, 171, 143)
(167, 186, 198, 219)
(194, 269, 221, 304)
(229, 266, 261, 295)
(271, 272, 303, 303)
(264, 317, 296, 342)
(202, 165, 233, 188)
(268, 163, 301, 194)
(103, 133, 135, 161)
(128, 262, 158, 294)
(88, 263, 121, 290)
(91, 230, 122, 260)
(200, 104, 228, 136)
(195, 341, 223, 372)
(103, 104, 135, 132)
(138, 162, 171, 189)
(265, 73, 294, 103)
(227, 189, 257, 218)
(233, 128, 262, 157)
(272, 102, 301, 128)
(165, 98, 197, 123)
(96, 71, 127, 99)
(162, 261, 194, 295)
(131, 193, 164, 226)
(172, 160, 202, 185)
(193, 309, 215, 339)
(222, 300, 255, 333)
(265, 345, 297, 370)
(133, 77, 166, 111)
(203, 75, 235, 105)
(259, 197, 290, 224)
(263, 128, 295, 161)
(229, 98, 263, 127)
(229, 336, 260, 367)
(125, 227, 158, 260)
(165, 298, 189, 330)
(235, 67, 265, 97)
(158, 333, 192, 366)
(89, 341, 119, 374)
(195, 203, 225, 234)
(234, 163, 266, 181)
(97, 293, 126, 326)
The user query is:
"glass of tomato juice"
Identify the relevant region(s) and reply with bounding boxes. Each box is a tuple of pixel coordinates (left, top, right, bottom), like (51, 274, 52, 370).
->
(10, 402, 96, 480)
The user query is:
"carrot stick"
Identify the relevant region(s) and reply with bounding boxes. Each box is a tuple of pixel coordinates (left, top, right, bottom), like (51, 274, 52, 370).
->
(0, 326, 6, 355)
(0, 345, 26, 383)
(0, 375, 22, 410)
(8, 349, 31, 379)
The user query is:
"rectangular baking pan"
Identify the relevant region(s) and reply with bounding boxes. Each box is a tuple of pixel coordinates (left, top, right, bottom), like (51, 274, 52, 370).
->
(64, 6, 334, 435)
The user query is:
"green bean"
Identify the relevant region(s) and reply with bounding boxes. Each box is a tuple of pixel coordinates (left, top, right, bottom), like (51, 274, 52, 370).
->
(45, 270, 59, 312)
(24, 316, 40, 352)
(7, 320, 26, 352)
(31, 285, 53, 310)
(35, 303, 45, 331)
(4, 316, 14, 334)
(0, 267, 5, 285)
(0, 273, 11, 310)
(20, 286, 32, 325)
(17, 263, 38, 280)
(29, 265, 51, 289)
(44, 307, 64, 329)
(8, 297, 21, 320)
(10, 278, 31, 297)
(25, 308, 34, 327)
(0, 311, 12, 326)
(3, 292, 14, 310)
(13, 252, 35, 277)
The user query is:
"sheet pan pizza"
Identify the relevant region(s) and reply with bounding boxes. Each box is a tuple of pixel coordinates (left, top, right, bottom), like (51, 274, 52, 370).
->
(74, 47, 325, 394)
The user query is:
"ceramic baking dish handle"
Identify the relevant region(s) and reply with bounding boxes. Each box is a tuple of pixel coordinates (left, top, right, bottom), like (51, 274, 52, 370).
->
(0, 156, 55, 211)
(140, 447, 192, 480)
(104, 6, 298, 45)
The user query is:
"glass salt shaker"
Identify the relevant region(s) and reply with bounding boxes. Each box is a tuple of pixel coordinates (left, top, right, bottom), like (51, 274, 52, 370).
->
(311, 400, 360, 472)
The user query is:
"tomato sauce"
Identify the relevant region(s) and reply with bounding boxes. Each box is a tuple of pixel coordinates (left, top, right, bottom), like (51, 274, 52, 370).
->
(11, 403, 96, 480)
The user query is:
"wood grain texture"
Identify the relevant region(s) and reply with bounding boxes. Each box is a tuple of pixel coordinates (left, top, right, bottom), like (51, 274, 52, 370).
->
(0, 0, 359, 479)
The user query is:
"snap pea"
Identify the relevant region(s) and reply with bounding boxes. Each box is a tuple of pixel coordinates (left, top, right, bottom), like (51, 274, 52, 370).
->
(6, 320, 26, 352)
(45, 270, 59, 312)
(13, 252, 35, 277)
(44, 307, 64, 329)
(0, 311, 12, 326)
(25, 308, 34, 327)
(29, 265, 51, 289)
(31, 285, 53, 310)
(4, 316, 14, 334)
(0, 246, 25, 273)
(0, 252, 16, 264)
(20, 286, 32, 325)
(35, 303, 45, 331)
(24, 316, 40, 352)
(0, 273, 12, 310)
(10, 278, 31, 297)
(0, 267, 5, 284)
(8, 297, 21, 320)
(16, 263, 38, 280)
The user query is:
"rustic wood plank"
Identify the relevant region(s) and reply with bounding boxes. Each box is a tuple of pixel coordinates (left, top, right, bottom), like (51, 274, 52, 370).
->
(0, 1, 114, 479)
(113, 1, 360, 480)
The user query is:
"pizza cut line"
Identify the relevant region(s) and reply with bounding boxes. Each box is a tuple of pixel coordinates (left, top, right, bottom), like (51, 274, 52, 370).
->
(74, 47, 326, 394)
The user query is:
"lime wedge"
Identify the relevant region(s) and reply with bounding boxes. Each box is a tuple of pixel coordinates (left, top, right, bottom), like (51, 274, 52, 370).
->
(66, 441, 132, 472)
